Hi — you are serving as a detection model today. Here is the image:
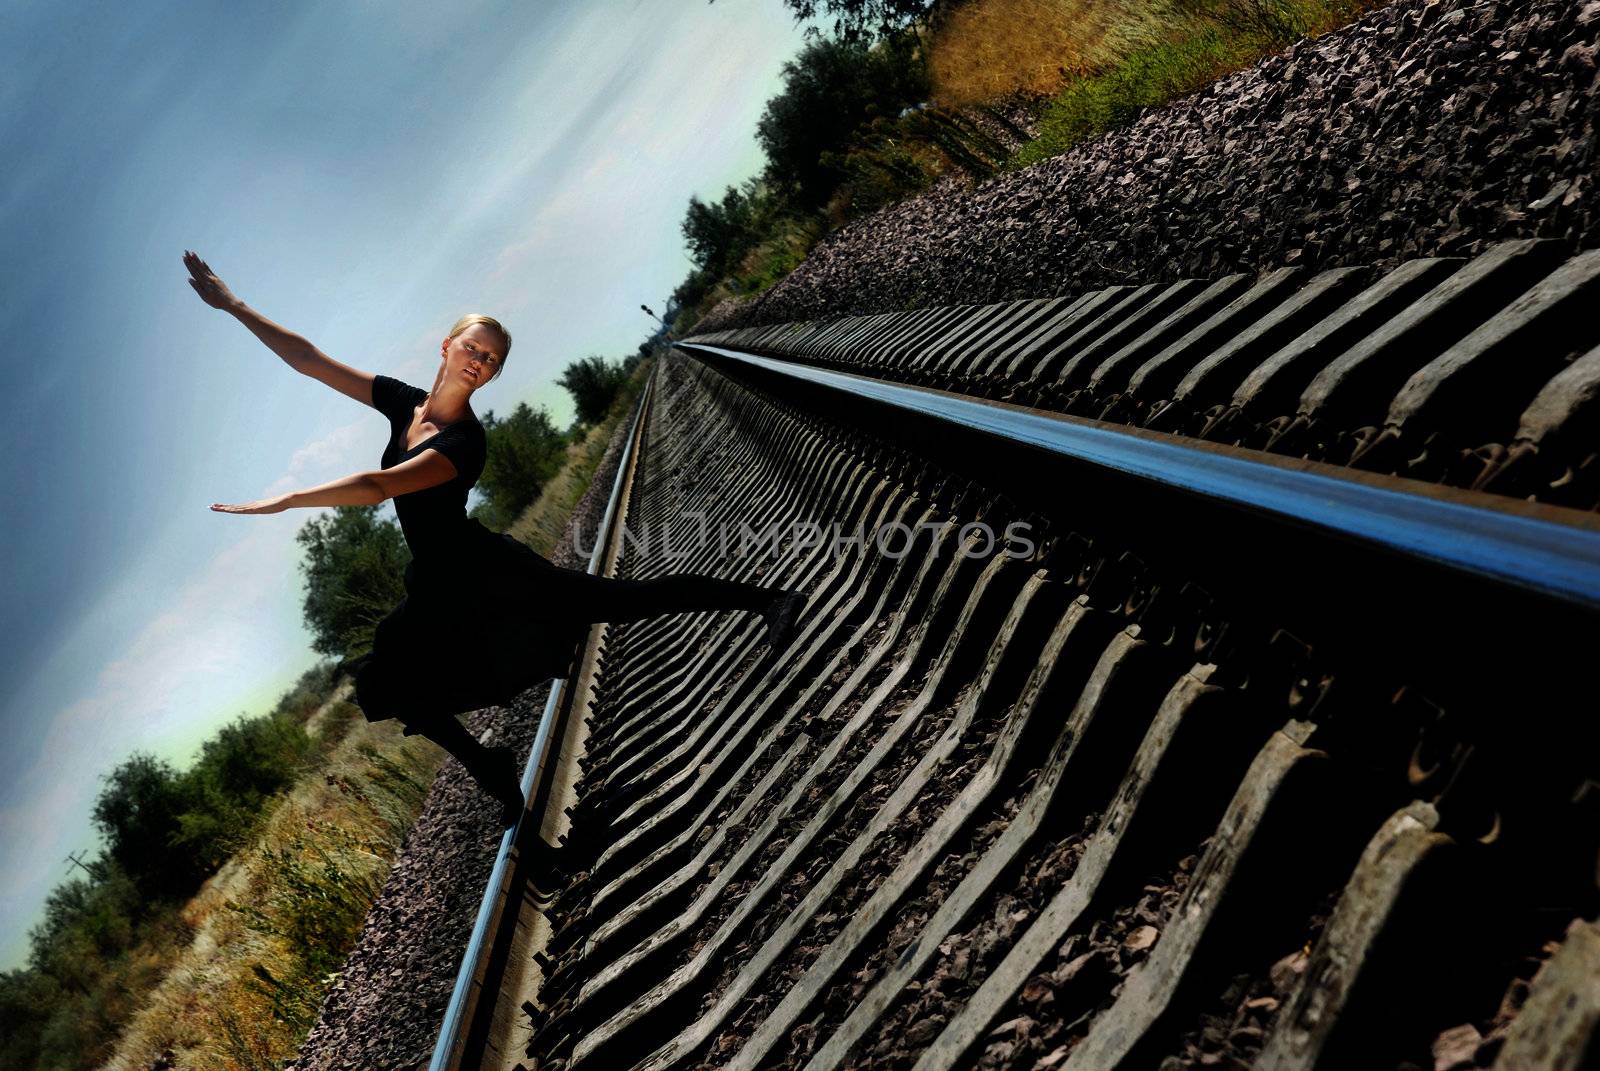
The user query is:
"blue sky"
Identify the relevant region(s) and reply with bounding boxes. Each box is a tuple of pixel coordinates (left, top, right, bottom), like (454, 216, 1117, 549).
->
(0, 0, 811, 968)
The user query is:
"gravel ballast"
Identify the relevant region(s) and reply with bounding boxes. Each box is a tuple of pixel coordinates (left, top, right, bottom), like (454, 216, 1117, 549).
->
(698, 0, 1600, 333)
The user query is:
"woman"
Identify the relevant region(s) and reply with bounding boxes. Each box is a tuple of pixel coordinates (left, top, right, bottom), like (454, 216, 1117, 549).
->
(185, 251, 805, 826)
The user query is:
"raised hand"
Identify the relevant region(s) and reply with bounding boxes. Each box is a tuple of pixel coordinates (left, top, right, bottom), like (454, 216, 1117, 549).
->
(184, 250, 239, 310)
(210, 493, 290, 515)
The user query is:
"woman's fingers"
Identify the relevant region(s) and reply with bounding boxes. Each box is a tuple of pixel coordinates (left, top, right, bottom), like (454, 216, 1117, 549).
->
(184, 252, 234, 309)
(211, 498, 283, 514)
(183, 250, 214, 280)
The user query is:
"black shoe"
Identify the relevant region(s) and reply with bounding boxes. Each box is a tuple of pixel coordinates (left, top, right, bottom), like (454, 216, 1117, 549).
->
(761, 589, 806, 650)
(473, 745, 525, 828)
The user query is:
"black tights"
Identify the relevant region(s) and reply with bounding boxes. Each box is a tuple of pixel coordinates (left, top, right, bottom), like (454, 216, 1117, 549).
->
(550, 567, 776, 624)
(396, 568, 780, 784)
(404, 712, 501, 777)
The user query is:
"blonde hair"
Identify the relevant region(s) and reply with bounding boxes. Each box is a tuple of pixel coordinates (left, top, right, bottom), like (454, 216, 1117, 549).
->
(447, 314, 512, 381)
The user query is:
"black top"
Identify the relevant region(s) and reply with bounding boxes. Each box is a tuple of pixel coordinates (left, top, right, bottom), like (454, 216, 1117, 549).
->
(371, 373, 486, 558)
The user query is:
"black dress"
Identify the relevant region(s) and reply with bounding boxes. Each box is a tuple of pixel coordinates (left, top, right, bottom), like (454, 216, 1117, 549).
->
(346, 374, 591, 728)
(346, 373, 779, 731)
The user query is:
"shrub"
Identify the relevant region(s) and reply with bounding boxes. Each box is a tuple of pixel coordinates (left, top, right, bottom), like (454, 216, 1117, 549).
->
(683, 181, 764, 280)
(474, 402, 569, 530)
(295, 505, 409, 664)
(174, 713, 317, 868)
(757, 32, 931, 209)
(559, 355, 630, 426)
(92, 755, 206, 900)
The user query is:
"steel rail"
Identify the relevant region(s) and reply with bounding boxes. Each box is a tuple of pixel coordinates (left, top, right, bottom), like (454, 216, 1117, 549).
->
(676, 342, 1600, 611)
(426, 364, 656, 1071)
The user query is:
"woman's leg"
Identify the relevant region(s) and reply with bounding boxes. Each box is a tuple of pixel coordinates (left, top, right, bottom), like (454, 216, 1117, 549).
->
(397, 711, 523, 826)
(562, 568, 778, 626)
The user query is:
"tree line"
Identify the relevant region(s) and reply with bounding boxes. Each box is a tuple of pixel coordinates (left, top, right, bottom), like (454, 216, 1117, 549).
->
(674, 0, 1038, 329)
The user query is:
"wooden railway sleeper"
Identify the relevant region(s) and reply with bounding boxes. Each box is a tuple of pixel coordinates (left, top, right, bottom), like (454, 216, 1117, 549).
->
(587, 495, 930, 912)
(577, 517, 958, 977)
(787, 626, 1189, 1071)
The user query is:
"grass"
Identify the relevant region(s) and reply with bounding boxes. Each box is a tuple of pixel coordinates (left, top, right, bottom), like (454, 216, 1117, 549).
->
(1009, 24, 1257, 168)
(927, 0, 1173, 106)
(734, 217, 829, 297)
(102, 703, 438, 1071)
(99, 369, 655, 1070)
(927, 0, 1385, 172)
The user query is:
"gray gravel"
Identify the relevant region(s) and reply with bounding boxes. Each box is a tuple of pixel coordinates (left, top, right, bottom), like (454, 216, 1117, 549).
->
(285, 395, 638, 1071)
(697, 0, 1600, 332)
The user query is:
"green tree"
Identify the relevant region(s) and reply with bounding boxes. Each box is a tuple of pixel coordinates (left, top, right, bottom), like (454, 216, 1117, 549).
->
(757, 33, 930, 209)
(90, 755, 201, 900)
(671, 266, 718, 317)
(173, 713, 314, 868)
(295, 505, 409, 664)
(473, 403, 569, 530)
(0, 967, 53, 1069)
(721, 0, 938, 44)
(682, 181, 760, 279)
(559, 356, 629, 426)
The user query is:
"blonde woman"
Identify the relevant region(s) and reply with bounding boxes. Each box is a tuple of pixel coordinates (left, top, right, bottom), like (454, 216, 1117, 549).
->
(186, 251, 805, 825)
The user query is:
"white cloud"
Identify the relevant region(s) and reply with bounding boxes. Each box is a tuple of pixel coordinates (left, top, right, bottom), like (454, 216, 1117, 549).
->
(262, 418, 371, 495)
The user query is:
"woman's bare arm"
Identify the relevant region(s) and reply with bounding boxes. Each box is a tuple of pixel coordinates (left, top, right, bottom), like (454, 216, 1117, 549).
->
(184, 251, 376, 408)
(210, 449, 460, 514)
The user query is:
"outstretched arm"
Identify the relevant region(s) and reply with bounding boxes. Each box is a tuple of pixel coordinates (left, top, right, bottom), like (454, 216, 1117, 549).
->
(211, 449, 460, 514)
(183, 250, 376, 408)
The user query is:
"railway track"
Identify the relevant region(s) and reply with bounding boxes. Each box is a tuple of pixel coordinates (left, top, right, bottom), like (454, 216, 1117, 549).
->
(431, 242, 1600, 1070)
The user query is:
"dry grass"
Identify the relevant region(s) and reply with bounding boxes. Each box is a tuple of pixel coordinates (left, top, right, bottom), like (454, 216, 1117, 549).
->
(102, 699, 438, 1071)
(927, 0, 1176, 107)
(929, 0, 1383, 169)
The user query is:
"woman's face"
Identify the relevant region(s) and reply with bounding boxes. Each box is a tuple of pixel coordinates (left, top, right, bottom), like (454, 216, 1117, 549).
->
(441, 324, 506, 391)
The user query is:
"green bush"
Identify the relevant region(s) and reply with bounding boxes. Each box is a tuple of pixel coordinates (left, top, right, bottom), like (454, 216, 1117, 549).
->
(273, 659, 342, 724)
(92, 755, 206, 900)
(296, 505, 410, 665)
(174, 713, 318, 868)
(559, 355, 631, 426)
(758, 31, 931, 209)
(683, 180, 765, 280)
(4, 864, 191, 1071)
(474, 402, 569, 530)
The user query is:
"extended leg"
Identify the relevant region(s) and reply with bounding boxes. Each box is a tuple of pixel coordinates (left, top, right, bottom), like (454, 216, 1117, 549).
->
(399, 711, 524, 826)
(561, 568, 777, 626)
